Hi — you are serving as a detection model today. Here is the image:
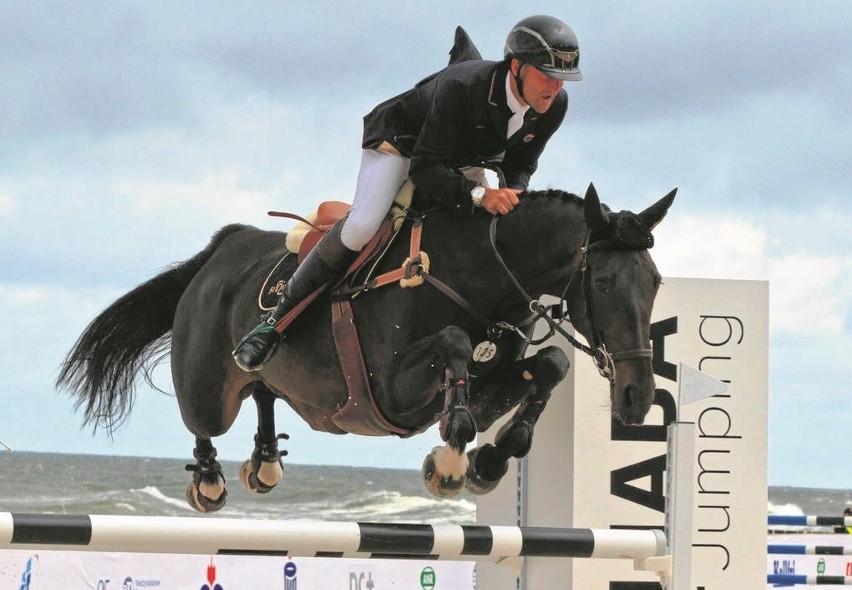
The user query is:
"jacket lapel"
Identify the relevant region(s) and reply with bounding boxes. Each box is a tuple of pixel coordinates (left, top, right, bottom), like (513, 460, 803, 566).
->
(486, 63, 513, 137)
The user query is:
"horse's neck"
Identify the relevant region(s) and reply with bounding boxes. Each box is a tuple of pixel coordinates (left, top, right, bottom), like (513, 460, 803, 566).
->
(498, 195, 588, 289)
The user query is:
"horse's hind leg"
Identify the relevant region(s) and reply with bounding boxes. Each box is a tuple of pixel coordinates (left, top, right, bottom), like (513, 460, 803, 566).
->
(421, 326, 476, 499)
(465, 345, 570, 495)
(239, 385, 288, 494)
(185, 437, 228, 513)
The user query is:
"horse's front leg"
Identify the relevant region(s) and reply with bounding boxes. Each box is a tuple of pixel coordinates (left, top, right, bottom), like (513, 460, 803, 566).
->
(465, 345, 570, 495)
(239, 385, 288, 495)
(421, 325, 476, 498)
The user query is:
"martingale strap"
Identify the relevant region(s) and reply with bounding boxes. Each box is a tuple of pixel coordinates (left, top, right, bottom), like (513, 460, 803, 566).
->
(327, 219, 426, 437)
(330, 299, 410, 436)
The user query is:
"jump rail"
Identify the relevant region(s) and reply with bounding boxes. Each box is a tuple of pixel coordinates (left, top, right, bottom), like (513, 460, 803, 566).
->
(769, 516, 852, 527)
(767, 574, 852, 586)
(0, 512, 666, 564)
(768, 516, 852, 587)
(768, 544, 852, 556)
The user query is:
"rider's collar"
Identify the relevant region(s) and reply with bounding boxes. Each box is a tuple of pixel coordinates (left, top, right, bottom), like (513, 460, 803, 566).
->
(504, 72, 529, 117)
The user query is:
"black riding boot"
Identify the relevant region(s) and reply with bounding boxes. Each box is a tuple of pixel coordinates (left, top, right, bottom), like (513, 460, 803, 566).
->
(232, 222, 357, 372)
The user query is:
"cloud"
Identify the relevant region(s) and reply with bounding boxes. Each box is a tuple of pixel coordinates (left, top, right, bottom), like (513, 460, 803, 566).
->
(0, 194, 15, 216)
(767, 254, 847, 333)
(119, 169, 277, 225)
(0, 284, 42, 306)
(575, 1, 852, 122)
(653, 213, 849, 336)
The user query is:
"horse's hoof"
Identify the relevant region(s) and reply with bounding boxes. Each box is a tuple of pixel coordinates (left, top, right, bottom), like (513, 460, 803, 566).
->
(185, 480, 228, 513)
(464, 446, 507, 495)
(239, 458, 284, 494)
(422, 446, 467, 499)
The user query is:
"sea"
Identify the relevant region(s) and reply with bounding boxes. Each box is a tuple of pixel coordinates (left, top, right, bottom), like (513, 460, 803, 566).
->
(0, 451, 476, 523)
(0, 451, 848, 523)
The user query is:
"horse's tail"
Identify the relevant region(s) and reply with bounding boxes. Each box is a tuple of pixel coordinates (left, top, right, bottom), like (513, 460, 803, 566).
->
(57, 223, 251, 433)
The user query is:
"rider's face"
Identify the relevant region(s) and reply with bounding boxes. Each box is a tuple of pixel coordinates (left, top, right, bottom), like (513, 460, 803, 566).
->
(511, 60, 564, 114)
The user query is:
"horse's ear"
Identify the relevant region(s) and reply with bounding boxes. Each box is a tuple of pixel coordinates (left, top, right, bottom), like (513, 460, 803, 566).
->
(448, 26, 483, 64)
(639, 188, 677, 230)
(583, 183, 609, 231)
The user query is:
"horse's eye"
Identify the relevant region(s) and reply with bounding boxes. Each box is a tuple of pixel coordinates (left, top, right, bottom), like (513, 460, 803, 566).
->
(594, 275, 615, 294)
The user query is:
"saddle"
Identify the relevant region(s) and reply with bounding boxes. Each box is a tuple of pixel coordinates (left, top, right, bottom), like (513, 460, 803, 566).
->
(260, 182, 428, 437)
(259, 180, 418, 309)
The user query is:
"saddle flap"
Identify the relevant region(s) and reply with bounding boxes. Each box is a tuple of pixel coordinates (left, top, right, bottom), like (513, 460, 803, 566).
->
(297, 201, 351, 264)
(298, 230, 324, 264)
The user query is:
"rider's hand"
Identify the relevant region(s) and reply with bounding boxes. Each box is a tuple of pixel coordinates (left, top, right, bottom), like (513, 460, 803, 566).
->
(482, 188, 521, 215)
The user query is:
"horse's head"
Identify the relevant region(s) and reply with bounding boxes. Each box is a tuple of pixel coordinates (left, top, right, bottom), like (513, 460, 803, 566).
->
(568, 184, 676, 425)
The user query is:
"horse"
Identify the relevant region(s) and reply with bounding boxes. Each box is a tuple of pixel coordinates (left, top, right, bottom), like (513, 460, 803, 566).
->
(57, 183, 675, 512)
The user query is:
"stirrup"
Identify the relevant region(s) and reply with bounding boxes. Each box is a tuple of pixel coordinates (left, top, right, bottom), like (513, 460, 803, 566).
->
(232, 322, 277, 355)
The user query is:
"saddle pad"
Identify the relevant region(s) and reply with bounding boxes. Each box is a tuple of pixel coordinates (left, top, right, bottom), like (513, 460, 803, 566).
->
(258, 252, 298, 311)
(284, 180, 414, 256)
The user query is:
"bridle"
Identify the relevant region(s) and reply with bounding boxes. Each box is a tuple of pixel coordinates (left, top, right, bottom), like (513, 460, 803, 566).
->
(380, 209, 653, 386)
(398, 162, 654, 385)
(484, 217, 653, 385)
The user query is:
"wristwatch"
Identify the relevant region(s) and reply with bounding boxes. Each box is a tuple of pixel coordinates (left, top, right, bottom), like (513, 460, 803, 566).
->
(470, 185, 486, 208)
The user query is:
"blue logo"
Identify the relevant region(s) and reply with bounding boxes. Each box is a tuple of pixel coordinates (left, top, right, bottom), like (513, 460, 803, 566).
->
(283, 561, 297, 590)
(18, 557, 32, 590)
(772, 559, 796, 575)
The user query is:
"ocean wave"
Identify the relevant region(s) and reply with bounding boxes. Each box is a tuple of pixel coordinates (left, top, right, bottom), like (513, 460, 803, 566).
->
(133, 486, 196, 512)
(767, 501, 804, 515)
(312, 490, 476, 523)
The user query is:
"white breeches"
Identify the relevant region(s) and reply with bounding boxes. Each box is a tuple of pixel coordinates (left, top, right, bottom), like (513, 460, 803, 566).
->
(340, 149, 410, 251)
(340, 149, 491, 251)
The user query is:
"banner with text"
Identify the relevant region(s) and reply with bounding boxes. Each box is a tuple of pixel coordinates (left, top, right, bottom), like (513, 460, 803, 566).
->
(477, 277, 769, 589)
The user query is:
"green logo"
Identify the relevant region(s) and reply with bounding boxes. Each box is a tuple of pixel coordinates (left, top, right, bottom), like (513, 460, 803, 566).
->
(817, 558, 826, 575)
(420, 566, 436, 589)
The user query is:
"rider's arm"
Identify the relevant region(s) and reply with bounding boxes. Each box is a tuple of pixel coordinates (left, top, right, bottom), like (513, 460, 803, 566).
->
(408, 78, 479, 208)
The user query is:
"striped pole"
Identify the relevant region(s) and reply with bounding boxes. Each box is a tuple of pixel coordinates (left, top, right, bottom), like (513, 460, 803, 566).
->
(0, 513, 666, 563)
(767, 574, 852, 586)
(769, 515, 852, 527)
(768, 544, 852, 556)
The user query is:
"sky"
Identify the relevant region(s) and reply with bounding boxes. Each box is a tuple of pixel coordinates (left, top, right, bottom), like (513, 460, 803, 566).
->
(0, 1, 850, 490)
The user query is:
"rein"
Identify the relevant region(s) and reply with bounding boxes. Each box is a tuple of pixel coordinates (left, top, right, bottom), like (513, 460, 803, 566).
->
(486, 216, 653, 384)
(331, 160, 653, 383)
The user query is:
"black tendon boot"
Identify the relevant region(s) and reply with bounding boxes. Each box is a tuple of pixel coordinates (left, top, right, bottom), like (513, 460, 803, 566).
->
(232, 222, 357, 372)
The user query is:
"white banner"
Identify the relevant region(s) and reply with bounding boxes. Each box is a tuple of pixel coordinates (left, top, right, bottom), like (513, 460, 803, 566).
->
(478, 277, 769, 589)
(0, 549, 474, 590)
(768, 533, 852, 589)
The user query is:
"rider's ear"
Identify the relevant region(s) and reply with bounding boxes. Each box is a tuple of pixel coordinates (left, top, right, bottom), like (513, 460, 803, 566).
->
(583, 183, 609, 231)
(638, 188, 677, 230)
(510, 58, 521, 76)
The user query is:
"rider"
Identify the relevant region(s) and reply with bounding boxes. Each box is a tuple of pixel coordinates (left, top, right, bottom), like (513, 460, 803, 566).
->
(233, 15, 583, 372)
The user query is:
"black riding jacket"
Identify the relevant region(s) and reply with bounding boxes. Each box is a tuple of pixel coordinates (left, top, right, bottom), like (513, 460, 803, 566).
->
(362, 59, 568, 207)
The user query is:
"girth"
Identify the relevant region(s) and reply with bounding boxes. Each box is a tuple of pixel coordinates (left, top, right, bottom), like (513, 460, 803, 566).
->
(264, 208, 429, 437)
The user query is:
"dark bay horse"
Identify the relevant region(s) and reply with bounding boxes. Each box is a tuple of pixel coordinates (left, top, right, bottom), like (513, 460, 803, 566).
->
(57, 184, 675, 512)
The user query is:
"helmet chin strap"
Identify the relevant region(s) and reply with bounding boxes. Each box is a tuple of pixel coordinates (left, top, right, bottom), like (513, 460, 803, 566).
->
(512, 61, 532, 107)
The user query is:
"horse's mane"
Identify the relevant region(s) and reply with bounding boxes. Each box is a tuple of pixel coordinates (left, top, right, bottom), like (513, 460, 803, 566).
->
(494, 188, 587, 255)
(520, 189, 585, 217)
(524, 188, 583, 206)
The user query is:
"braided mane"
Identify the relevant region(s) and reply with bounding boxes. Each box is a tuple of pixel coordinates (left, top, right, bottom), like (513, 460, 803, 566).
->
(524, 188, 583, 208)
